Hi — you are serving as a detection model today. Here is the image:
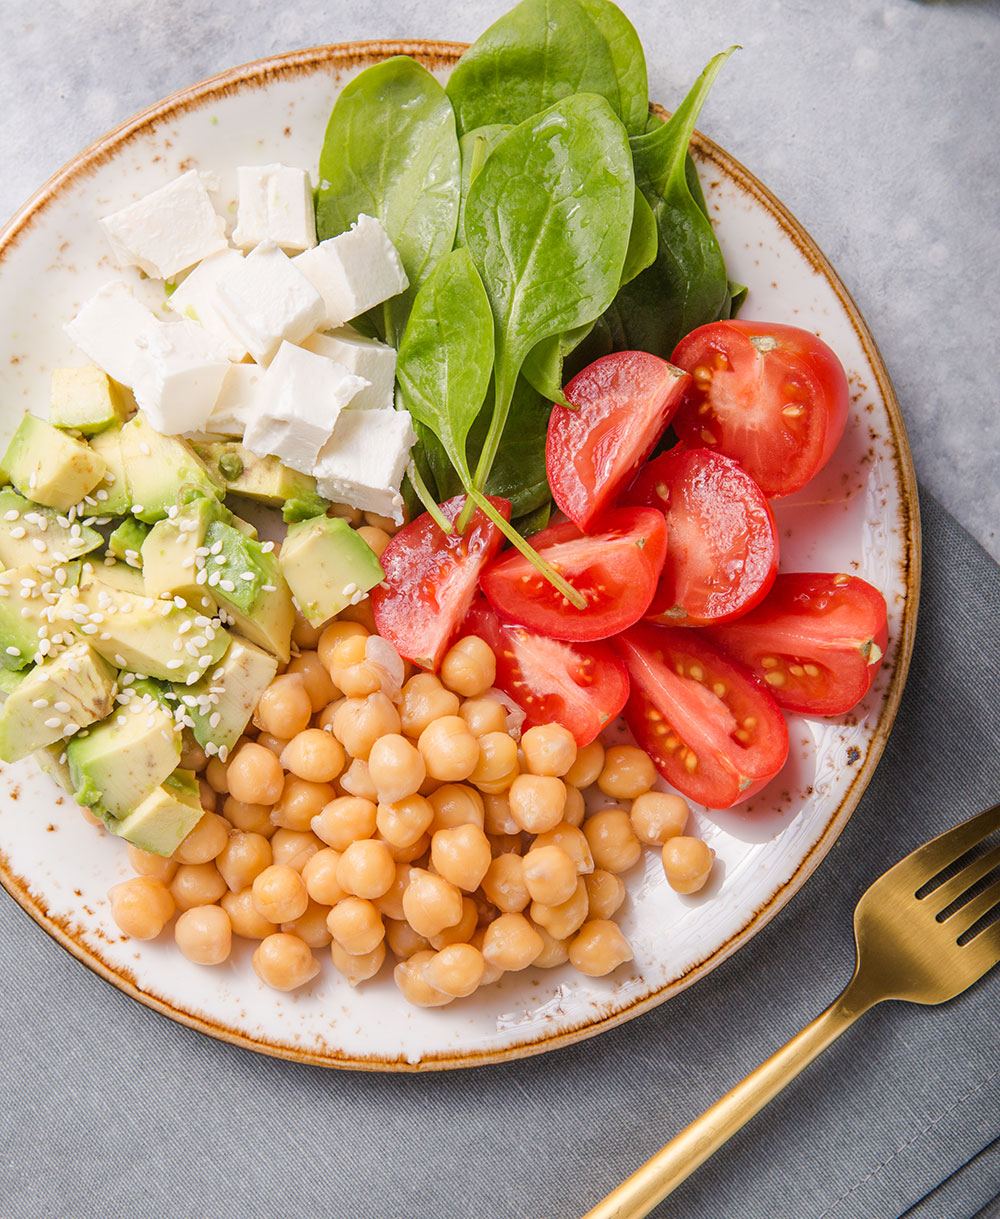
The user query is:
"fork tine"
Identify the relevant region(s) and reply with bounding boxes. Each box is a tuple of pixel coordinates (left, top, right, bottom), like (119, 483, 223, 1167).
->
(895, 803, 1000, 889)
(930, 842, 1000, 913)
(948, 877, 1000, 939)
(961, 919, 1000, 974)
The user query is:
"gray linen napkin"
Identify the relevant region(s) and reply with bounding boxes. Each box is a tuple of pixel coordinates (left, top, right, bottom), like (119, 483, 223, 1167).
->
(1, 488, 998, 1219)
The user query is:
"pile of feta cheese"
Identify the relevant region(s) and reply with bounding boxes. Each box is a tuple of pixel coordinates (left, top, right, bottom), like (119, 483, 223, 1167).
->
(65, 166, 417, 523)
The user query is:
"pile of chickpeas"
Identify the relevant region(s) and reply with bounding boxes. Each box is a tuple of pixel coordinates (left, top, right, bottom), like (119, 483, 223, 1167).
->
(105, 513, 716, 1008)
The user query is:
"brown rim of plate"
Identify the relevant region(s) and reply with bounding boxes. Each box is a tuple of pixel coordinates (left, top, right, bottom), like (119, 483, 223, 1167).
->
(0, 40, 921, 1072)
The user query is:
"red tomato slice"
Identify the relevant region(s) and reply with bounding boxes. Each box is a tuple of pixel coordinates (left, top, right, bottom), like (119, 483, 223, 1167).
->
(546, 351, 690, 530)
(372, 495, 511, 671)
(464, 598, 629, 746)
(705, 573, 888, 716)
(612, 623, 789, 808)
(481, 507, 667, 643)
(625, 447, 778, 627)
(671, 320, 849, 497)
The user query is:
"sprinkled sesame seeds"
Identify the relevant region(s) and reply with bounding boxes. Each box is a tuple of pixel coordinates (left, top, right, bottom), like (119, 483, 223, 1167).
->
(3, 510, 19, 522)
(44, 717, 62, 730)
(53, 701, 71, 714)
(5, 646, 21, 657)
(9, 526, 26, 540)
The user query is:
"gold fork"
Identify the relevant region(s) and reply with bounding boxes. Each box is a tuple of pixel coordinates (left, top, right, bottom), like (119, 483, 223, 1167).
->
(583, 802, 1000, 1219)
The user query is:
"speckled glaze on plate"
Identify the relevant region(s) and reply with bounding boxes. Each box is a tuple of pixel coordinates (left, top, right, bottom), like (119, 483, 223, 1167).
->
(0, 41, 919, 1071)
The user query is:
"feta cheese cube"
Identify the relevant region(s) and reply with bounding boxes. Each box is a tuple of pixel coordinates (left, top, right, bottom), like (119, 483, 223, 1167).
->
(197, 363, 264, 437)
(213, 242, 326, 363)
(64, 281, 160, 387)
(232, 164, 317, 254)
(301, 328, 396, 411)
(131, 320, 231, 435)
(293, 215, 408, 330)
(314, 408, 416, 524)
(243, 341, 367, 475)
(167, 248, 248, 361)
(99, 170, 227, 280)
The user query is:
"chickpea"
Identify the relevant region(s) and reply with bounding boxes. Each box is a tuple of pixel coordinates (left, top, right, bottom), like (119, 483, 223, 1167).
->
(598, 745, 658, 800)
(302, 849, 349, 907)
(126, 844, 177, 884)
(170, 863, 227, 912)
(440, 636, 496, 698)
(372, 863, 413, 921)
(356, 524, 391, 559)
(227, 743, 284, 806)
(428, 783, 485, 832)
(220, 888, 276, 940)
(363, 510, 397, 534)
(330, 938, 386, 986)
(584, 809, 642, 874)
(217, 830, 272, 893)
(417, 716, 479, 783)
(252, 932, 319, 991)
(336, 838, 396, 899)
(468, 926, 504, 986)
(179, 734, 208, 772)
(282, 899, 334, 948)
(532, 823, 594, 875)
(174, 812, 229, 866)
(430, 824, 492, 893)
(522, 845, 578, 907)
(483, 791, 519, 836)
(174, 904, 232, 965)
(521, 723, 578, 778)
(631, 792, 689, 845)
(316, 698, 344, 733)
(428, 896, 478, 950)
(338, 596, 377, 634)
(562, 785, 586, 828)
(326, 897, 385, 955)
(312, 797, 378, 851)
(562, 740, 602, 789)
(252, 863, 309, 923)
(272, 778, 336, 833)
(328, 636, 381, 699)
(481, 913, 543, 972)
(291, 611, 324, 651)
(530, 877, 589, 940)
(222, 796, 274, 837)
(468, 731, 519, 789)
(490, 832, 523, 857)
(481, 854, 530, 913)
(198, 779, 218, 814)
(339, 758, 379, 802)
(255, 673, 313, 739)
(329, 502, 363, 526)
(585, 869, 627, 920)
(423, 944, 485, 998)
(205, 756, 229, 794)
(270, 829, 322, 872)
(393, 950, 454, 1007)
(318, 620, 368, 670)
(280, 730, 345, 785)
(256, 732, 290, 759)
(399, 673, 459, 738)
(508, 774, 566, 834)
(418, 772, 442, 797)
(385, 918, 431, 960)
(533, 926, 570, 969)
(570, 920, 633, 977)
(459, 697, 507, 738)
(333, 693, 401, 761)
(108, 877, 174, 940)
(379, 832, 430, 865)
(368, 734, 426, 803)
(376, 794, 434, 849)
(286, 650, 338, 711)
(662, 837, 715, 895)
(401, 868, 464, 938)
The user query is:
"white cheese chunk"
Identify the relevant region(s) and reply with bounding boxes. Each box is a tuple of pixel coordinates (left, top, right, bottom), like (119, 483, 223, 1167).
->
(301, 328, 396, 411)
(167, 248, 248, 361)
(197, 363, 264, 438)
(243, 340, 367, 474)
(293, 215, 408, 330)
(131, 320, 231, 435)
(314, 408, 416, 524)
(99, 170, 227, 280)
(232, 164, 317, 254)
(64, 281, 160, 387)
(213, 242, 326, 364)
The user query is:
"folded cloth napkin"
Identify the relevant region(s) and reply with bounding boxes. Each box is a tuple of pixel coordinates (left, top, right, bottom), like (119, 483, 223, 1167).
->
(1, 488, 998, 1219)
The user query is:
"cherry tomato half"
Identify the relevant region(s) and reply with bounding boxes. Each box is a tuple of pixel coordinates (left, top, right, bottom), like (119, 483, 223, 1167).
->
(612, 623, 789, 809)
(671, 320, 849, 497)
(481, 507, 667, 643)
(464, 598, 629, 746)
(705, 572, 888, 716)
(372, 494, 511, 671)
(625, 446, 778, 627)
(546, 351, 690, 531)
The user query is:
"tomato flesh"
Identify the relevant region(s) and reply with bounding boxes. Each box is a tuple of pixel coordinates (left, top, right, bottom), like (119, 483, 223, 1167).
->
(464, 598, 629, 746)
(625, 446, 778, 627)
(671, 320, 849, 497)
(372, 495, 511, 671)
(612, 623, 789, 808)
(546, 351, 690, 530)
(705, 573, 888, 716)
(481, 507, 667, 642)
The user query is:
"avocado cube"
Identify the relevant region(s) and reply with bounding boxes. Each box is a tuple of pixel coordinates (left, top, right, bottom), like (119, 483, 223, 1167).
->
(176, 634, 277, 754)
(34, 741, 74, 793)
(49, 366, 130, 436)
(107, 518, 150, 567)
(113, 768, 204, 856)
(66, 695, 181, 820)
(190, 439, 328, 521)
(89, 428, 131, 516)
(95, 562, 146, 595)
(120, 413, 223, 524)
(0, 667, 26, 697)
(201, 521, 294, 662)
(0, 564, 74, 671)
(1, 415, 107, 511)
(279, 516, 384, 628)
(0, 642, 117, 762)
(0, 489, 102, 569)
(141, 498, 218, 602)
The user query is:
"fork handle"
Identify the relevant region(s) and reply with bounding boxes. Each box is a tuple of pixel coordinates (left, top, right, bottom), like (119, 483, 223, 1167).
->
(582, 976, 879, 1219)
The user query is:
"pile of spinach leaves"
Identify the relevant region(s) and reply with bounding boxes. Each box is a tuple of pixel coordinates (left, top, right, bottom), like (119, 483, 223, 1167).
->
(315, 0, 742, 580)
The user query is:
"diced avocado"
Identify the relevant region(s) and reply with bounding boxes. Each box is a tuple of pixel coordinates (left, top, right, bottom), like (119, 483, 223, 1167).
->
(120, 413, 223, 524)
(95, 561, 146, 595)
(141, 498, 219, 603)
(66, 694, 181, 820)
(113, 768, 204, 857)
(107, 518, 150, 567)
(0, 642, 117, 762)
(201, 521, 293, 662)
(89, 428, 131, 516)
(279, 515, 384, 628)
(0, 489, 102, 568)
(190, 439, 328, 521)
(175, 633, 278, 754)
(0, 668, 26, 696)
(0, 415, 106, 511)
(34, 741, 74, 792)
(0, 564, 75, 671)
(49, 366, 130, 435)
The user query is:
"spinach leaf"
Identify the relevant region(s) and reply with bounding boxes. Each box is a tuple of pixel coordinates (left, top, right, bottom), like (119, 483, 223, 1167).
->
(462, 93, 634, 497)
(316, 56, 461, 344)
(576, 0, 649, 135)
(513, 500, 552, 537)
(455, 123, 511, 248)
(445, 0, 621, 136)
(468, 375, 553, 517)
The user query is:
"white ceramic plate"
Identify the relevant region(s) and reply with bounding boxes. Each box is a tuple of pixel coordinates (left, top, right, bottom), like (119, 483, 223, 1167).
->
(0, 42, 919, 1070)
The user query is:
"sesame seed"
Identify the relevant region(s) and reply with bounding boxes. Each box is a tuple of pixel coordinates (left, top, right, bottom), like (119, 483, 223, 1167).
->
(209, 712, 222, 729)
(239, 572, 255, 581)
(166, 659, 183, 670)
(3, 510, 19, 522)
(219, 579, 235, 592)
(32, 698, 49, 709)
(139, 442, 151, 456)
(132, 504, 145, 515)
(9, 526, 26, 540)
(218, 745, 229, 763)
(53, 701, 71, 713)
(261, 541, 274, 553)
(43, 716, 62, 729)
(5, 646, 20, 656)
(64, 723, 81, 735)
(207, 571, 220, 587)
(95, 489, 108, 501)
(262, 584, 276, 593)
